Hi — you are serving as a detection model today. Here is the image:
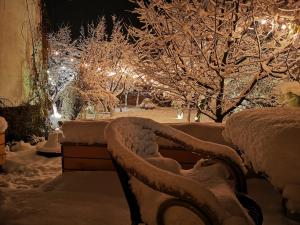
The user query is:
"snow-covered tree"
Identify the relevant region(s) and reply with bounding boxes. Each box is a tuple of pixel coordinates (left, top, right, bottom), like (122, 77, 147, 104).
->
(47, 26, 80, 121)
(76, 17, 135, 113)
(130, 0, 300, 122)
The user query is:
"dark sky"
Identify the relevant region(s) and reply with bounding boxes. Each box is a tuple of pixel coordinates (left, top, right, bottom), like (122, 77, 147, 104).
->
(43, 0, 140, 37)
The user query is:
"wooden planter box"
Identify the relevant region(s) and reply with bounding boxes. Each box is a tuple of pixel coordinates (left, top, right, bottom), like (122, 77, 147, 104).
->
(62, 143, 114, 171)
(61, 122, 230, 172)
(61, 142, 201, 171)
(0, 133, 6, 166)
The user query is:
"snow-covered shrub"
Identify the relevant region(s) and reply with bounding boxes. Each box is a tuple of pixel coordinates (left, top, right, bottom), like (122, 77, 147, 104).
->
(140, 98, 156, 109)
(0, 104, 49, 142)
(278, 81, 300, 107)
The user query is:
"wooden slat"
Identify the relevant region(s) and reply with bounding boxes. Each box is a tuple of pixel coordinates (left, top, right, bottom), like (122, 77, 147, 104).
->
(63, 145, 110, 158)
(61, 144, 200, 171)
(63, 157, 114, 171)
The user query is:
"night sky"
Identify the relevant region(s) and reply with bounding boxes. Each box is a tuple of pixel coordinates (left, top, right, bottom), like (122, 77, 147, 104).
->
(43, 0, 140, 37)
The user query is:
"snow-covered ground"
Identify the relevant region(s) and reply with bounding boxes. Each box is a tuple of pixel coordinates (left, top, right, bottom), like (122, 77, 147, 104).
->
(0, 147, 299, 225)
(85, 106, 212, 123)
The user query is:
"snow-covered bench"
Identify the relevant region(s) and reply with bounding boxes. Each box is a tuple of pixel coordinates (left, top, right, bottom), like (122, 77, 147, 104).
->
(60, 120, 234, 171)
(105, 117, 262, 225)
(60, 120, 113, 171)
(223, 107, 300, 221)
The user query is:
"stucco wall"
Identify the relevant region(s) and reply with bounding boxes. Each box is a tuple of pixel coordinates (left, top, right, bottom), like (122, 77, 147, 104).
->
(0, 0, 41, 105)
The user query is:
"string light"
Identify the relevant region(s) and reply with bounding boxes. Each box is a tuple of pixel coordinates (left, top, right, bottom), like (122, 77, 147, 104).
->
(54, 51, 59, 56)
(108, 71, 116, 76)
(70, 58, 74, 62)
(261, 19, 267, 25)
(281, 24, 287, 30)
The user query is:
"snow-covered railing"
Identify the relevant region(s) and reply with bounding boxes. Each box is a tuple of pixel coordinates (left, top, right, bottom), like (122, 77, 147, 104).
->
(105, 117, 260, 225)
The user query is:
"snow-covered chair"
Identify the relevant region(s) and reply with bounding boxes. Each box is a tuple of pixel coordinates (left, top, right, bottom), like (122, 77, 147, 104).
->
(105, 117, 262, 225)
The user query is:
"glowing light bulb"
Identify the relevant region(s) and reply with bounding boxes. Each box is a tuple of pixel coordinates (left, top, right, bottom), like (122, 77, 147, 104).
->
(54, 51, 59, 55)
(281, 24, 287, 30)
(46, 70, 50, 74)
(70, 58, 74, 62)
(108, 71, 116, 76)
(84, 63, 89, 68)
(261, 19, 267, 25)
(52, 104, 61, 119)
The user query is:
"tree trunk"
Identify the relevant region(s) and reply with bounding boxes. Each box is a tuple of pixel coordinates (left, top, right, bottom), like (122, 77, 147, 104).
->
(119, 101, 122, 112)
(215, 115, 224, 123)
(195, 109, 201, 122)
(125, 92, 128, 107)
(136, 91, 140, 107)
(187, 102, 191, 123)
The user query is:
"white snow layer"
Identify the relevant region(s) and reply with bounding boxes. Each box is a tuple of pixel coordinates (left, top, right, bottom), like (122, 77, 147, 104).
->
(60, 120, 110, 144)
(159, 122, 234, 148)
(279, 81, 300, 96)
(0, 116, 8, 133)
(0, 143, 61, 190)
(223, 107, 300, 213)
(36, 132, 62, 153)
(61, 119, 232, 149)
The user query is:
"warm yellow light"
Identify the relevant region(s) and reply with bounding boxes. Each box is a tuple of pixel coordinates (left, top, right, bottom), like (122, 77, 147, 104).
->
(281, 24, 287, 30)
(261, 19, 267, 25)
(54, 51, 59, 55)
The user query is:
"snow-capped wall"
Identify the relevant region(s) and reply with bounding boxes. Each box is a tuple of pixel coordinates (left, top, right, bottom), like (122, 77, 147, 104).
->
(60, 119, 231, 148)
(60, 120, 111, 144)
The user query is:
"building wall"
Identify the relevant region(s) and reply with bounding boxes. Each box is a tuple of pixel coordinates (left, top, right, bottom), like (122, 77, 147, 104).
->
(0, 0, 41, 105)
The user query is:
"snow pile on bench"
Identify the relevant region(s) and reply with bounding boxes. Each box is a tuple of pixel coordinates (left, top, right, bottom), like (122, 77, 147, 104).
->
(0, 116, 8, 133)
(60, 120, 110, 144)
(223, 107, 300, 213)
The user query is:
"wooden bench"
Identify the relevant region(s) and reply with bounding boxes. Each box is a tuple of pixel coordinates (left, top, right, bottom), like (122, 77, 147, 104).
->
(61, 120, 233, 172)
(62, 143, 113, 171)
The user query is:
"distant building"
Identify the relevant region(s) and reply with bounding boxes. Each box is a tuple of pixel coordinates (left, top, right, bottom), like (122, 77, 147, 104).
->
(0, 0, 43, 105)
